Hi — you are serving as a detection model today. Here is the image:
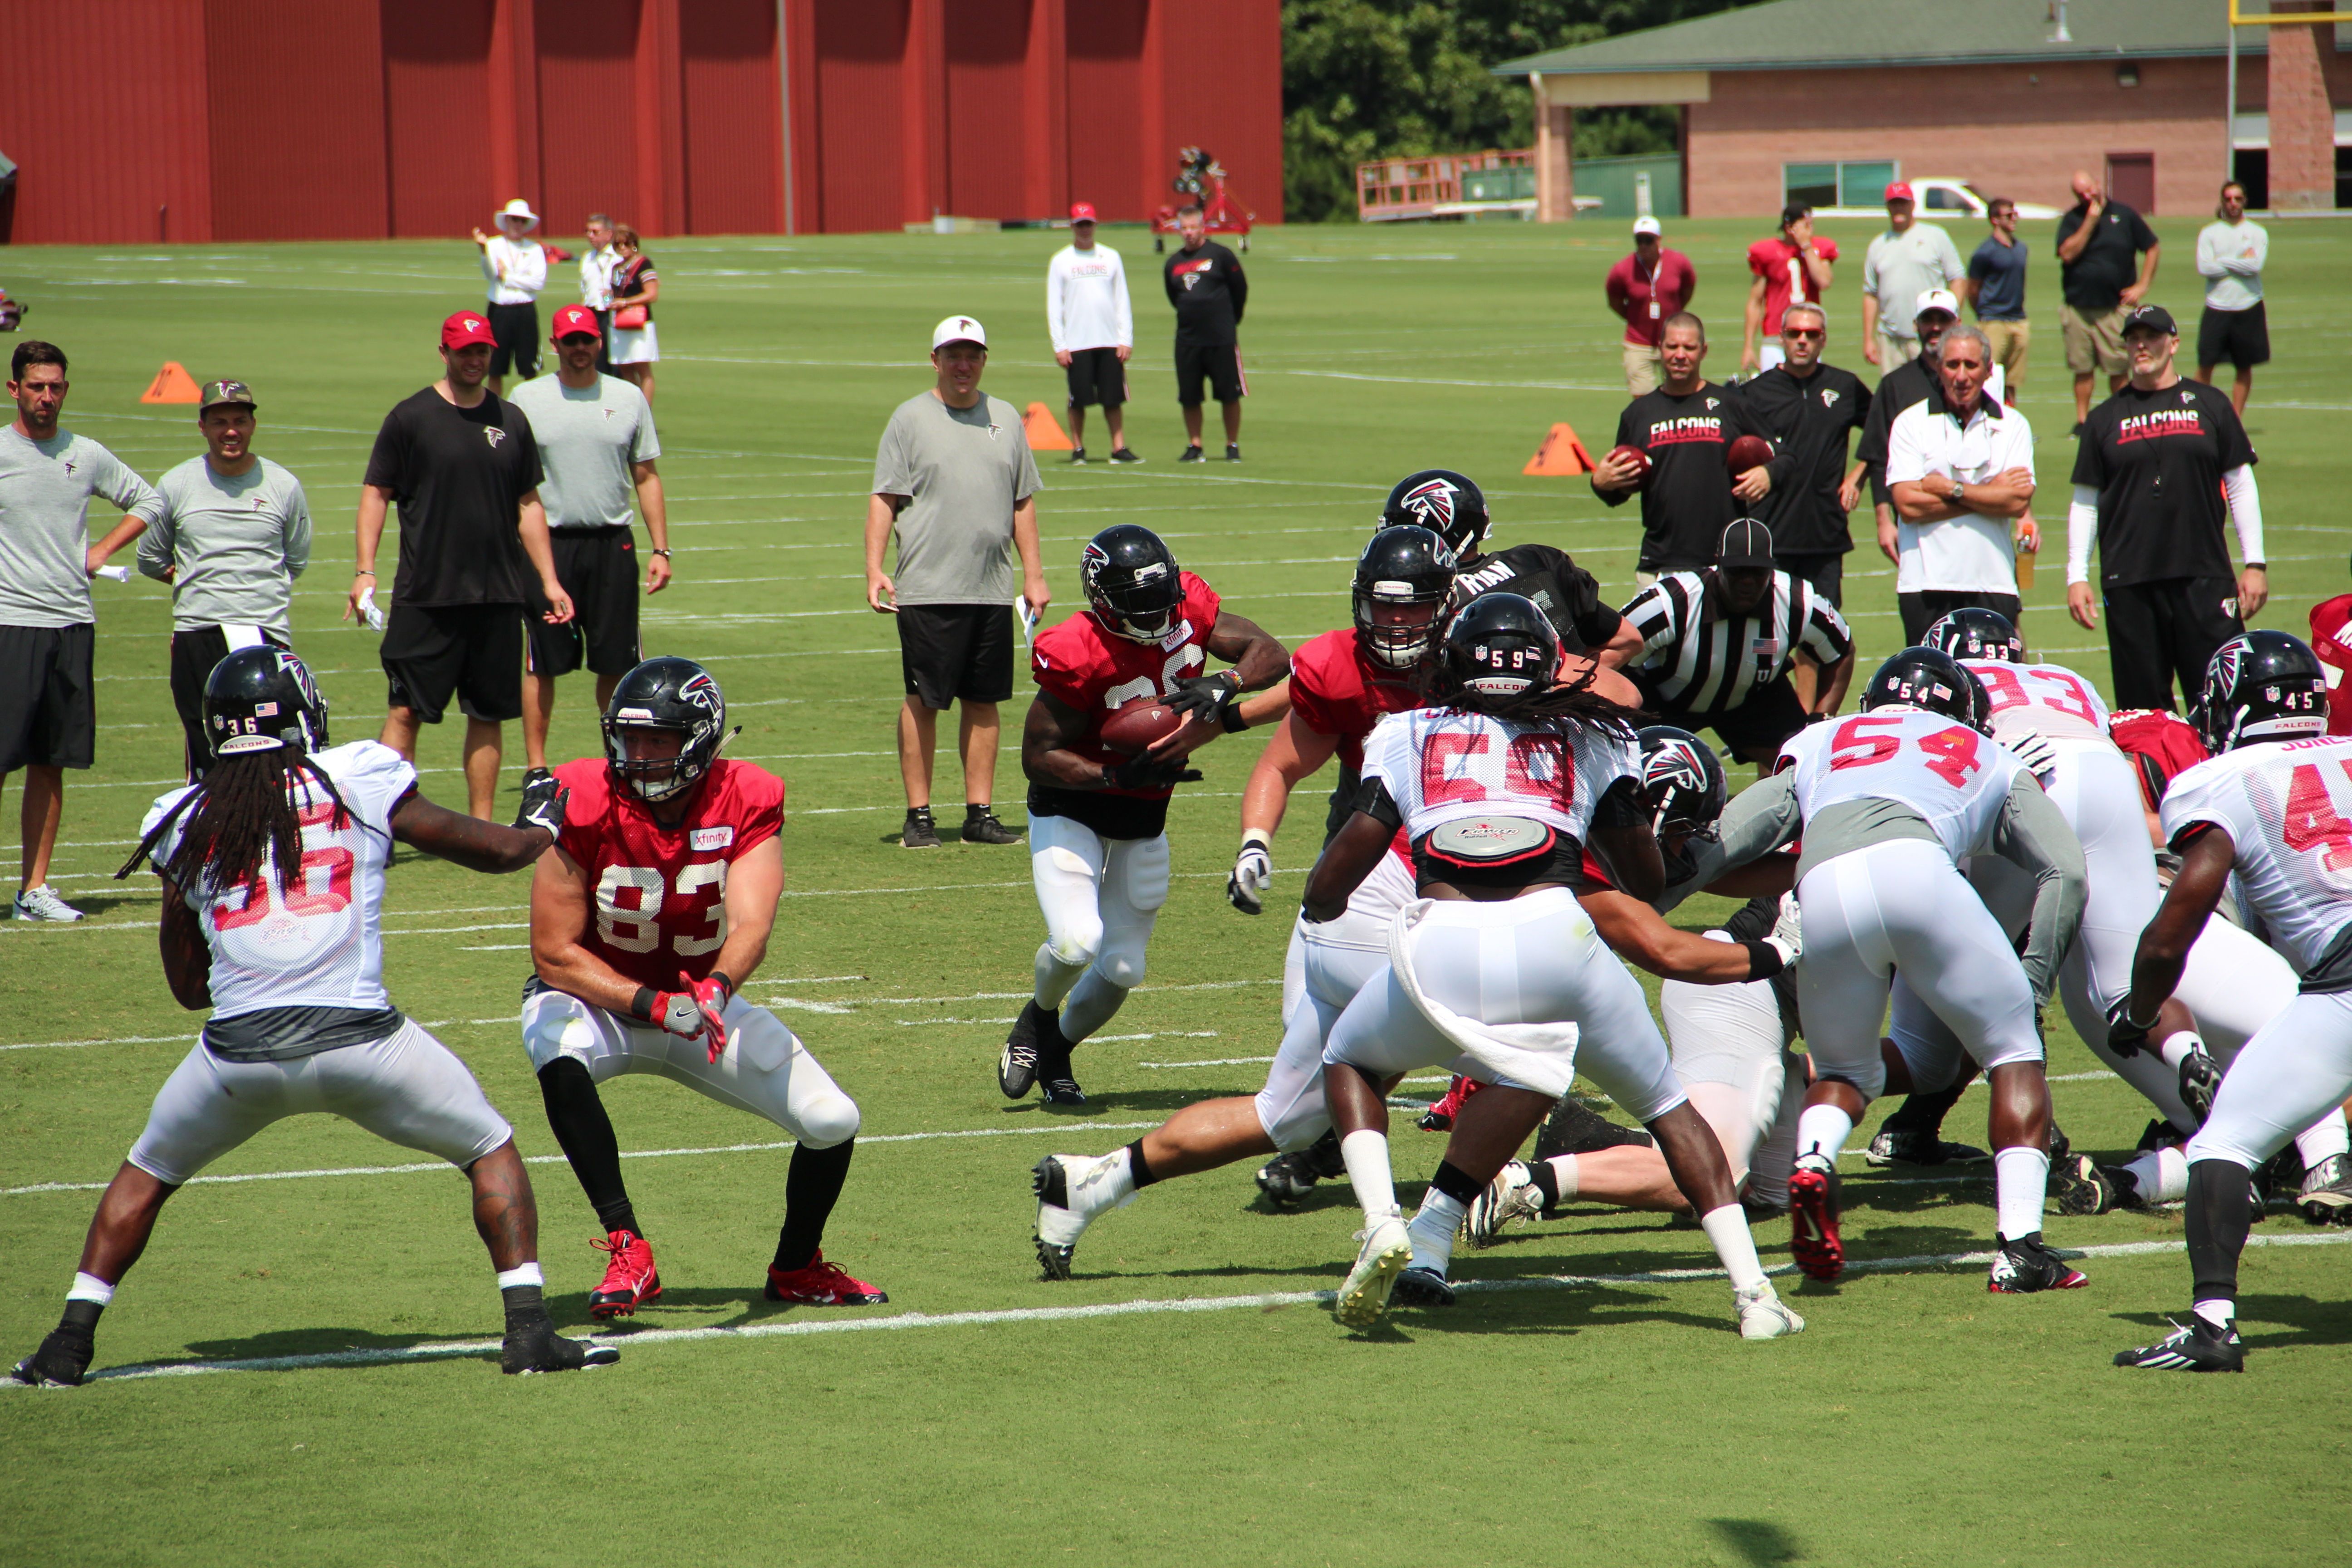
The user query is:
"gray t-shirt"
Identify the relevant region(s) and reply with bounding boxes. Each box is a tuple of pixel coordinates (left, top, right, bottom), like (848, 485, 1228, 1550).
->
(1862, 223, 1966, 339)
(137, 455, 312, 634)
(0, 426, 163, 627)
(506, 373, 659, 527)
(871, 391, 1040, 605)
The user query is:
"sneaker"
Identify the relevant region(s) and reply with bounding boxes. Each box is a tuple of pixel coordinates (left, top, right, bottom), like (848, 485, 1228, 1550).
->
(1032, 1152, 1133, 1279)
(1467, 1160, 1546, 1249)
(1417, 1075, 1480, 1132)
(1107, 447, 1144, 464)
(901, 808, 941, 850)
(1224, 443, 1242, 463)
(1334, 1216, 1412, 1328)
(764, 1252, 889, 1306)
(1864, 1127, 1990, 1167)
(1177, 444, 1205, 464)
(999, 1000, 1055, 1099)
(1533, 1095, 1653, 1161)
(2054, 1154, 2122, 1216)
(587, 1229, 661, 1319)
(1391, 1266, 1455, 1308)
(1068, 446, 1088, 465)
(11, 884, 83, 922)
(960, 808, 1024, 845)
(1987, 1230, 2088, 1293)
(2178, 1046, 2224, 1125)
(10, 1329, 94, 1387)
(2296, 1152, 2352, 1225)
(500, 1320, 620, 1374)
(1788, 1155, 1844, 1282)
(1735, 1281, 1806, 1340)
(2115, 1316, 2244, 1372)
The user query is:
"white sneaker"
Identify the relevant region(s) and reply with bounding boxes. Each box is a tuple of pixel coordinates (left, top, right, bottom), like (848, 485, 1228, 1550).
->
(1467, 1159, 1545, 1248)
(1735, 1281, 1806, 1340)
(1335, 1216, 1412, 1328)
(12, 884, 83, 922)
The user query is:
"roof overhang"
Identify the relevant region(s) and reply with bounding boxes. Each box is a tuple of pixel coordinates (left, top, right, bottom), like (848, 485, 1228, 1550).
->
(1534, 70, 1710, 106)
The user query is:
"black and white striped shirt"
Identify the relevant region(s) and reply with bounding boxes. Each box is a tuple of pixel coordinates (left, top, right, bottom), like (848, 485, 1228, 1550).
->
(1622, 569, 1852, 719)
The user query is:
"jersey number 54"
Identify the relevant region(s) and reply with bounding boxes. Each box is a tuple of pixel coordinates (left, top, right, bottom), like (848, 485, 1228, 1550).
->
(1827, 715, 1983, 786)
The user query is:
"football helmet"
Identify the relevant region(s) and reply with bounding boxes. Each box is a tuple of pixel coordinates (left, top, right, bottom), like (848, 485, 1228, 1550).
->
(1637, 725, 1728, 837)
(203, 646, 328, 759)
(1380, 469, 1490, 558)
(603, 657, 729, 802)
(1081, 524, 1184, 644)
(1858, 647, 1987, 731)
(2195, 630, 2328, 752)
(1920, 607, 2023, 665)
(1352, 524, 1456, 671)
(1441, 592, 1559, 712)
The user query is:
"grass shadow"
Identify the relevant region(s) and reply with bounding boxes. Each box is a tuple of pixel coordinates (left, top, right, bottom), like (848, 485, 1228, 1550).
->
(1708, 1518, 1805, 1564)
(558, 1284, 888, 1332)
(2110, 1291, 2352, 1351)
(174, 1325, 495, 1370)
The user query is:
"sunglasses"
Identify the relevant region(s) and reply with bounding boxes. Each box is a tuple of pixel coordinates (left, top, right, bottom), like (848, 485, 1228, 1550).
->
(557, 334, 599, 346)
(1782, 328, 1824, 340)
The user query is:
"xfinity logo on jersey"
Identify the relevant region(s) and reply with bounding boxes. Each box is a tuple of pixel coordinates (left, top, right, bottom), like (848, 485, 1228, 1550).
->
(1646, 415, 1728, 448)
(2116, 409, 2207, 446)
(690, 826, 734, 851)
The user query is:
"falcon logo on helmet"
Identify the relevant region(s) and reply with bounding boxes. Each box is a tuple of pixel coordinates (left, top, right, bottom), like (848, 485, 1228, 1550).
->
(1080, 524, 1186, 645)
(2196, 630, 2328, 752)
(602, 657, 735, 803)
(1398, 479, 1456, 534)
(1921, 607, 2023, 665)
(1380, 469, 1491, 558)
(1637, 726, 1727, 835)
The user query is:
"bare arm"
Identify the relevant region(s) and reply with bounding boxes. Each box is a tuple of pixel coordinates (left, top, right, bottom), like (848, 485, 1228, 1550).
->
(516, 491, 573, 624)
(157, 878, 211, 1010)
(1598, 618, 1646, 670)
(632, 458, 670, 593)
(1891, 467, 2034, 522)
(2121, 242, 2160, 309)
(2057, 203, 2101, 264)
(1586, 797, 1666, 906)
(1579, 890, 1755, 983)
(529, 843, 644, 1014)
(1802, 244, 1833, 291)
(1303, 809, 1395, 923)
(389, 791, 554, 873)
(1205, 610, 1289, 692)
(1240, 711, 1342, 841)
(1010, 495, 1050, 613)
(865, 493, 903, 613)
(86, 513, 148, 574)
(705, 837, 785, 988)
(1809, 646, 1856, 716)
(1022, 689, 1117, 791)
(348, 484, 392, 622)
(2122, 826, 2233, 1027)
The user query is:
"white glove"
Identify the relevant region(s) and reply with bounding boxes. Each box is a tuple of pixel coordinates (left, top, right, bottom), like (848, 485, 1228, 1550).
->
(2005, 726, 2057, 777)
(1769, 891, 1803, 963)
(1227, 836, 1273, 915)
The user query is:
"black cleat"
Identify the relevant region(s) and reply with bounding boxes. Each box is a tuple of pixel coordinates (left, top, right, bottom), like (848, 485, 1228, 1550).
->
(1256, 1151, 1322, 1207)
(1039, 1058, 1088, 1106)
(1000, 1001, 1054, 1099)
(10, 1329, 93, 1388)
(2116, 1316, 2244, 1372)
(2296, 1152, 2352, 1225)
(2105, 1164, 2153, 1212)
(1533, 1095, 1653, 1161)
(2178, 1046, 2223, 1125)
(1864, 1126, 1991, 1167)
(960, 808, 1024, 845)
(1391, 1267, 1456, 1308)
(500, 1320, 619, 1374)
(1032, 1156, 1077, 1280)
(2054, 1154, 2122, 1215)
(2046, 1119, 2073, 1169)
(1177, 444, 1205, 464)
(1988, 1230, 2088, 1294)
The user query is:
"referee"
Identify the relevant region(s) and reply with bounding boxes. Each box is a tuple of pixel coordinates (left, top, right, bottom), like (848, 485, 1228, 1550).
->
(2066, 304, 2265, 712)
(1620, 519, 1855, 765)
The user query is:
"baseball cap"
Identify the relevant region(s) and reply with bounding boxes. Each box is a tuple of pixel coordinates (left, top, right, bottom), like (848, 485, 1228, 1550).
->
(1070, 202, 1098, 223)
(198, 378, 255, 412)
(1632, 216, 1662, 238)
(1885, 181, 1915, 204)
(551, 304, 602, 340)
(1914, 287, 1961, 322)
(931, 314, 987, 351)
(1717, 519, 1775, 571)
(441, 310, 498, 350)
(2123, 303, 2179, 336)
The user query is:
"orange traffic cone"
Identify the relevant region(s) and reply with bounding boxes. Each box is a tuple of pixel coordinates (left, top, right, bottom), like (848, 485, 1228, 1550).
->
(1022, 402, 1073, 451)
(140, 363, 203, 404)
(1522, 421, 1595, 476)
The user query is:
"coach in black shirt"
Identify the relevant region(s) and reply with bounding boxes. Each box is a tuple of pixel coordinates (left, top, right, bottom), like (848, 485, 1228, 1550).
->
(349, 310, 573, 817)
(1735, 302, 1870, 606)
(1164, 204, 1248, 462)
(2066, 304, 2264, 712)
(1592, 312, 1776, 582)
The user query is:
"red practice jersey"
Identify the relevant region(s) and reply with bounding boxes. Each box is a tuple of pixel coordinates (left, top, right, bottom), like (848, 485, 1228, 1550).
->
(2310, 594, 2352, 736)
(1031, 571, 1221, 801)
(1748, 235, 1838, 337)
(2107, 708, 2211, 815)
(552, 756, 785, 991)
(1286, 627, 1427, 771)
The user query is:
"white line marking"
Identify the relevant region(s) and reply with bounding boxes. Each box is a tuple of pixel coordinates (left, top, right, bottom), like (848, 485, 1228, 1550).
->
(1141, 1055, 1278, 1068)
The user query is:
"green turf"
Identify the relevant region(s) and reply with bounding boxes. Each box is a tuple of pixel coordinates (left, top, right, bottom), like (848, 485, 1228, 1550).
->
(3, 216, 2348, 1566)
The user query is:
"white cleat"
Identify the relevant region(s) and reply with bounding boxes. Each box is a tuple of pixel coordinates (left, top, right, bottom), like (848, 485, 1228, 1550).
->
(1466, 1159, 1546, 1249)
(1735, 1281, 1807, 1340)
(1335, 1216, 1412, 1329)
(1031, 1152, 1134, 1280)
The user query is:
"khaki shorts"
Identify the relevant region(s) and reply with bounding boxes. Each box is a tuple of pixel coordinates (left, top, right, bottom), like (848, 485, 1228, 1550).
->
(1981, 318, 2030, 384)
(2062, 303, 2128, 377)
(1622, 341, 1663, 397)
(1877, 329, 1919, 381)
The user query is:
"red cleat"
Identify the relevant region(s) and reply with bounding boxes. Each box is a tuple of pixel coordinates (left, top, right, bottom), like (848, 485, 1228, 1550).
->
(588, 1230, 661, 1319)
(1418, 1075, 1483, 1132)
(764, 1252, 890, 1306)
(1787, 1157, 1844, 1282)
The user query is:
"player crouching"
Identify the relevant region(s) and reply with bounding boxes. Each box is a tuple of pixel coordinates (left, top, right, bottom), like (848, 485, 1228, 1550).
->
(523, 657, 885, 1317)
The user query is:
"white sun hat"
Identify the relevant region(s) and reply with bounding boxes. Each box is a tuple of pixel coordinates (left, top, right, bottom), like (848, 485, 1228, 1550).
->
(495, 198, 540, 230)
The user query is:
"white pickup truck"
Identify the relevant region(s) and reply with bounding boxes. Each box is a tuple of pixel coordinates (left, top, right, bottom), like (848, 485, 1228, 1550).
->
(1816, 180, 2060, 220)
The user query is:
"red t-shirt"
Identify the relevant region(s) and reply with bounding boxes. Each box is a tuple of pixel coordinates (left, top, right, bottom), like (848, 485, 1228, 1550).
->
(1747, 235, 1839, 337)
(2310, 595, 2352, 736)
(1287, 627, 1427, 771)
(552, 756, 784, 991)
(1605, 249, 1697, 347)
(2107, 708, 2211, 815)
(1030, 571, 1221, 803)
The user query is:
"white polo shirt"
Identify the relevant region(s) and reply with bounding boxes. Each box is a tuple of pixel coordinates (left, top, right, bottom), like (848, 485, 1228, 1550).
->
(1884, 389, 2035, 594)
(480, 236, 547, 306)
(579, 244, 617, 309)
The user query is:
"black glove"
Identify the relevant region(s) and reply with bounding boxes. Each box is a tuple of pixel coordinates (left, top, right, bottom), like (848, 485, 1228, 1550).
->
(1103, 757, 1203, 791)
(2105, 995, 2154, 1058)
(1166, 671, 1241, 725)
(514, 774, 569, 837)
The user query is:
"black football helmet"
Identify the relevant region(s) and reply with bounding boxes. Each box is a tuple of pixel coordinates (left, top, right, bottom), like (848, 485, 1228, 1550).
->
(1081, 524, 1184, 644)
(1637, 726, 1728, 837)
(1380, 469, 1490, 558)
(203, 646, 328, 760)
(2195, 630, 2328, 752)
(603, 657, 730, 802)
(1921, 607, 2024, 665)
(1442, 592, 1560, 712)
(1858, 647, 1988, 731)
(1352, 524, 1456, 671)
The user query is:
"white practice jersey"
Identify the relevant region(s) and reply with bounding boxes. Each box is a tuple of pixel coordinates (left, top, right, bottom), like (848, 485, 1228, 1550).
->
(1961, 658, 2111, 746)
(1778, 707, 2028, 862)
(144, 740, 415, 1020)
(1361, 706, 1639, 845)
(2164, 737, 2352, 979)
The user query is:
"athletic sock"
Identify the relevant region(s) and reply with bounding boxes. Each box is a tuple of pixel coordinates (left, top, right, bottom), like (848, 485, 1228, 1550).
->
(2293, 1111, 2351, 1170)
(54, 1294, 104, 1342)
(537, 1059, 637, 1237)
(2185, 1157, 2254, 1307)
(1993, 1146, 2051, 1240)
(773, 1138, 857, 1274)
(1795, 1104, 1856, 1165)
(67, 1271, 115, 1308)
(964, 804, 992, 821)
(2123, 1145, 2189, 1204)
(1122, 1140, 1158, 1191)
(2156, 1031, 2205, 1074)
(2192, 1298, 2235, 1331)
(500, 1282, 549, 1332)
(1340, 1129, 1399, 1221)
(1533, 1155, 1572, 1207)
(1699, 1204, 1769, 1294)
(1407, 1192, 1465, 1276)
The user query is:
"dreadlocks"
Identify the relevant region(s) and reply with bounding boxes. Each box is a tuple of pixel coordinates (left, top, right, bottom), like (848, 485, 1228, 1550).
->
(1435, 653, 1653, 742)
(117, 750, 371, 893)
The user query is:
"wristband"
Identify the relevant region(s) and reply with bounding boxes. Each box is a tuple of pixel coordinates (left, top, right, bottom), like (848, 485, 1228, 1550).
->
(706, 970, 735, 1003)
(353, 568, 375, 577)
(631, 985, 657, 1021)
(1220, 702, 1250, 734)
(1740, 938, 1787, 982)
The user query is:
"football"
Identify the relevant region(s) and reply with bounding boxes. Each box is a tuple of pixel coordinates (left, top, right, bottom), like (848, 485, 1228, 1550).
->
(1604, 444, 1653, 490)
(1726, 434, 1775, 475)
(1098, 700, 1186, 755)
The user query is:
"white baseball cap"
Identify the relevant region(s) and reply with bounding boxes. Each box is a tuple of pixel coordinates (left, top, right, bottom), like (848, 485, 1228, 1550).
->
(931, 314, 988, 350)
(1632, 216, 1662, 238)
(1915, 287, 1961, 321)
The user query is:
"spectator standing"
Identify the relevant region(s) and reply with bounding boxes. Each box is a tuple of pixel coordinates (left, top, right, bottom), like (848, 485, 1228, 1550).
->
(607, 226, 660, 403)
(1741, 204, 1836, 376)
(1734, 302, 1870, 608)
(579, 212, 619, 375)
(2066, 304, 2266, 712)
(867, 315, 1051, 850)
(2195, 181, 2269, 417)
(1590, 313, 1774, 588)
(2056, 167, 2160, 430)
(0, 341, 162, 921)
(348, 311, 574, 819)
(1860, 182, 1965, 378)
(510, 307, 668, 783)
(1046, 202, 1139, 465)
(1964, 196, 2032, 390)
(1884, 324, 2037, 644)
(136, 379, 312, 780)
(1163, 205, 1247, 462)
(1858, 290, 2020, 570)
(470, 198, 547, 395)
(1607, 216, 1697, 396)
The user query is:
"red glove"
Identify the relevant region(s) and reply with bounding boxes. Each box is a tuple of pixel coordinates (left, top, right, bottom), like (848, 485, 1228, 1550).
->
(681, 970, 733, 1063)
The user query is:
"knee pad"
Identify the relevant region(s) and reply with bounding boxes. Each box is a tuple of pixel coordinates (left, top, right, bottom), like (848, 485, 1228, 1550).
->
(798, 1093, 862, 1151)
(1094, 939, 1148, 991)
(1041, 924, 1102, 971)
(1119, 835, 1172, 913)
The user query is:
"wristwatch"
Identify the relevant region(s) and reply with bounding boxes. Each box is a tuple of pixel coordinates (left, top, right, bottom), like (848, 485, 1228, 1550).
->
(1946, 479, 1966, 504)
(651, 548, 672, 558)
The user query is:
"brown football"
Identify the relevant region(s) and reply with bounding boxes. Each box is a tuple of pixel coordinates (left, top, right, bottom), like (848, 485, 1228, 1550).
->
(1605, 443, 1653, 490)
(1098, 700, 1186, 756)
(1726, 434, 1775, 475)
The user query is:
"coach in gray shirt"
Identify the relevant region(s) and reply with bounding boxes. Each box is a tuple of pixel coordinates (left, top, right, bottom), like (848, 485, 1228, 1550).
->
(0, 340, 163, 921)
(867, 314, 1050, 850)
(138, 379, 313, 780)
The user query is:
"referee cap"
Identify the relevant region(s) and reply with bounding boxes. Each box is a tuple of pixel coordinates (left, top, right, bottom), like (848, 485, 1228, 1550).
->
(931, 315, 988, 351)
(2123, 303, 2178, 336)
(1716, 518, 1774, 570)
(441, 310, 498, 350)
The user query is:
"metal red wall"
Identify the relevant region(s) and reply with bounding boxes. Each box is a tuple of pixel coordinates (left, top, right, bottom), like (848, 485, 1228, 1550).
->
(205, 0, 389, 242)
(538, 0, 642, 238)
(681, 0, 784, 235)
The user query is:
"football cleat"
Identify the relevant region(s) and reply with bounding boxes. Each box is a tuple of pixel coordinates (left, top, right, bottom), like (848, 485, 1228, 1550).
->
(2296, 1152, 2352, 1225)
(1863, 1127, 1990, 1167)
(1032, 1152, 1135, 1280)
(1390, 1266, 1456, 1308)
(1038, 1057, 1088, 1106)
(1224, 443, 1242, 463)
(1255, 1152, 1323, 1208)
(1787, 1155, 1844, 1282)
(2136, 1117, 2192, 1152)
(1467, 1160, 1547, 1249)
(2046, 1119, 2072, 1167)
(10, 1330, 94, 1388)
(500, 1321, 619, 1374)
(1417, 1075, 1480, 1132)
(1533, 1094, 1653, 1161)
(2115, 1316, 2244, 1372)
(2104, 1165, 2153, 1213)
(1334, 1217, 1412, 1328)
(1735, 1282, 1806, 1340)
(2177, 1045, 2223, 1125)
(999, 1001, 1053, 1099)
(588, 1230, 661, 1319)
(1987, 1231, 2088, 1293)
(765, 1253, 889, 1306)
(2053, 1155, 2122, 1216)
(1177, 444, 1205, 464)
(1107, 448, 1144, 465)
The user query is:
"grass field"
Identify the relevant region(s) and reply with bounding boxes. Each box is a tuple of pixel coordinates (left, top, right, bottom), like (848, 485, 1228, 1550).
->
(3, 213, 2350, 1567)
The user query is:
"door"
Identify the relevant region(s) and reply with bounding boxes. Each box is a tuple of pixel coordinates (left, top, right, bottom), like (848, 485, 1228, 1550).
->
(2106, 152, 2155, 215)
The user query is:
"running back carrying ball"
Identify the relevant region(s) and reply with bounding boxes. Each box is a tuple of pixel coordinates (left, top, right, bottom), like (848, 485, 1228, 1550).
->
(1099, 699, 1185, 755)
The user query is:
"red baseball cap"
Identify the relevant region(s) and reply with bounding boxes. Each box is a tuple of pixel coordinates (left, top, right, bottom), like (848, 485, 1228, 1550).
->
(1069, 202, 1098, 223)
(551, 304, 602, 340)
(441, 310, 497, 349)
(1884, 181, 1916, 204)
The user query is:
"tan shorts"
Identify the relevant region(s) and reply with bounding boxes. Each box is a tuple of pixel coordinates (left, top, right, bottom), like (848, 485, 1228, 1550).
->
(1622, 341, 1663, 397)
(1877, 329, 1919, 381)
(2062, 303, 2127, 377)
(1981, 319, 2030, 384)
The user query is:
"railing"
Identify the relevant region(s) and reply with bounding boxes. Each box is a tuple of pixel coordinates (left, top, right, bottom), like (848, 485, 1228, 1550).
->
(1357, 149, 1535, 221)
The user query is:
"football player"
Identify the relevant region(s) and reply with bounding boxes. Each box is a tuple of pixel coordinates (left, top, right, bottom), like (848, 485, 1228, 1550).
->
(13, 648, 613, 1387)
(523, 657, 886, 1319)
(1000, 524, 1287, 1104)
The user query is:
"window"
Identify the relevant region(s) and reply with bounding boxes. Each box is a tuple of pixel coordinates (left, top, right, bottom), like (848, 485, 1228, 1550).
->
(1783, 163, 1837, 210)
(1923, 185, 1973, 212)
(1782, 161, 1898, 209)
(1838, 161, 1897, 208)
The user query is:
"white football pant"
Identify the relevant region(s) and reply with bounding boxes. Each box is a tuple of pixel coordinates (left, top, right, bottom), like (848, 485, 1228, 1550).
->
(2187, 991, 2352, 1172)
(1663, 965, 1804, 1207)
(1028, 814, 1171, 1043)
(1257, 853, 1415, 1150)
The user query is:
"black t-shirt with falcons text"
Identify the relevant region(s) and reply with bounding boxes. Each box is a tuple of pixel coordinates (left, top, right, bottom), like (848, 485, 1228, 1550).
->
(1449, 542, 1622, 654)
(1598, 383, 1757, 573)
(2071, 378, 2256, 587)
(363, 387, 544, 606)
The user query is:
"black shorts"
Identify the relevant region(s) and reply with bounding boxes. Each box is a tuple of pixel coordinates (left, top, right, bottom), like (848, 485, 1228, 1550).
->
(897, 603, 1015, 710)
(2102, 576, 2244, 713)
(1897, 589, 2022, 648)
(1776, 550, 1845, 608)
(487, 301, 540, 379)
(1065, 347, 1128, 410)
(382, 602, 525, 724)
(1668, 675, 1809, 764)
(171, 626, 290, 779)
(0, 622, 95, 772)
(1175, 340, 1245, 406)
(527, 529, 642, 679)
(2197, 302, 2269, 372)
